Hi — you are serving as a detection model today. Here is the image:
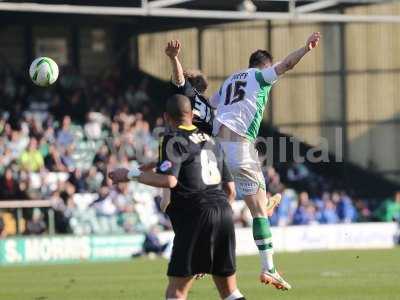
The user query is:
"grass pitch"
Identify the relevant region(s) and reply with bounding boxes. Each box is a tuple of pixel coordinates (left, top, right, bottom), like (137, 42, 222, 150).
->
(1, 249, 399, 300)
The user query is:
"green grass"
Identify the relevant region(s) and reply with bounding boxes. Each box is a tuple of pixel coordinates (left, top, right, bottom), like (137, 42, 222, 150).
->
(1, 249, 400, 300)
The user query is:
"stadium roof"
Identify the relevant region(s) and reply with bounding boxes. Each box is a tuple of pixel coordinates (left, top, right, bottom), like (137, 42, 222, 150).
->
(0, 0, 399, 25)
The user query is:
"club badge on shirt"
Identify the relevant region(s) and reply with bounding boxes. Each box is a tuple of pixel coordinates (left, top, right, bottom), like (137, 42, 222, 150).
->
(160, 160, 172, 172)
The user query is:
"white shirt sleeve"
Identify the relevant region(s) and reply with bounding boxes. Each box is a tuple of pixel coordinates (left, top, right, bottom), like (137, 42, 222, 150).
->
(261, 65, 279, 84)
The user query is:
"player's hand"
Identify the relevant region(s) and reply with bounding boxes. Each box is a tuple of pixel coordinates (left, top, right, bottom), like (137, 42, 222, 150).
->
(108, 168, 130, 184)
(165, 40, 181, 59)
(306, 32, 321, 51)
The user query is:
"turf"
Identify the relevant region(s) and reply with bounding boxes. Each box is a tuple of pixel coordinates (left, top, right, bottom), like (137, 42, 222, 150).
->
(1, 249, 399, 300)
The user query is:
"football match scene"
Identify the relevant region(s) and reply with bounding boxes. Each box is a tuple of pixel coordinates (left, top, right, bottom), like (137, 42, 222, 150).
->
(0, 1, 400, 300)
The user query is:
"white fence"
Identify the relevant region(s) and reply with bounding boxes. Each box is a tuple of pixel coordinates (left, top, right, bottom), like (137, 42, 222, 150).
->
(159, 222, 399, 256)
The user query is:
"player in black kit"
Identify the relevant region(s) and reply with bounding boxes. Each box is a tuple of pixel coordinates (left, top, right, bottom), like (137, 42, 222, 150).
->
(109, 94, 246, 300)
(166, 40, 214, 135)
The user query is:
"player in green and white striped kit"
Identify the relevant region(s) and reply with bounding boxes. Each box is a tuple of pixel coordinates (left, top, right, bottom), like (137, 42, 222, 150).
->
(210, 32, 321, 290)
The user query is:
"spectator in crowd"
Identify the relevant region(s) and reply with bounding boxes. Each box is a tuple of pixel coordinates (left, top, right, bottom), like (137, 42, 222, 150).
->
(60, 145, 76, 171)
(25, 209, 46, 235)
(130, 78, 150, 110)
(57, 115, 74, 148)
(7, 129, 29, 160)
(0, 147, 13, 175)
(19, 137, 44, 172)
(93, 144, 110, 172)
(111, 183, 140, 233)
(45, 144, 68, 172)
(112, 183, 132, 213)
(293, 192, 318, 225)
(287, 162, 311, 190)
(85, 166, 104, 193)
(91, 185, 117, 217)
(318, 199, 339, 224)
(354, 198, 371, 222)
(375, 191, 400, 222)
(84, 112, 107, 140)
(50, 190, 73, 234)
(265, 166, 284, 195)
(133, 226, 170, 258)
(69, 168, 87, 193)
(0, 168, 19, 199)
(275, 188, 297, 226)
(333, 191, 357, 223)
(0, 213, 5, 238)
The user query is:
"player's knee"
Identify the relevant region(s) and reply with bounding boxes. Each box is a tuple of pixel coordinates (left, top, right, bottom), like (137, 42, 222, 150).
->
(244, 193, 269, 217)
(244, 199, 266, 217)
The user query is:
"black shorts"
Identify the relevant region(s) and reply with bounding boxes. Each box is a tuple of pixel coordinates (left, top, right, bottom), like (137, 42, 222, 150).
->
(166, 202, 236, 277)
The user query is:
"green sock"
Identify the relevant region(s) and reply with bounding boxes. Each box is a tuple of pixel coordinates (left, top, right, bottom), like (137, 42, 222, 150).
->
(253, 217, 275, 272)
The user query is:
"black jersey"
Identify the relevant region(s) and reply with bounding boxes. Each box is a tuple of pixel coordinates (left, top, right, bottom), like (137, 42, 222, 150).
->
(156, 125, 232, 211)
(170, 81, 214, 135)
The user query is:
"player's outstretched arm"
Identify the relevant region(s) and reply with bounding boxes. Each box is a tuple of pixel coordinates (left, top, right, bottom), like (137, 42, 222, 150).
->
(139, 162, 157, 172)
(165, 40, 185, 86)
(274, 32, 321, 76)
(109, 167, 178, 188)
(138, 171, 178, 189)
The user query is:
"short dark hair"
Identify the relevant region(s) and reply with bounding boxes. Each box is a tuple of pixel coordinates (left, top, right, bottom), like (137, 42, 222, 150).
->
(183, 69, 208, 94)
(166, 94, 192, 122)
(249, 50, 273, 68)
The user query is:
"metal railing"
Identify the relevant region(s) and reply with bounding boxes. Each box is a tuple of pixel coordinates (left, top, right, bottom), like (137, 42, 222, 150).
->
(0, 1, 400, 23)
(0, 200, 55, 235)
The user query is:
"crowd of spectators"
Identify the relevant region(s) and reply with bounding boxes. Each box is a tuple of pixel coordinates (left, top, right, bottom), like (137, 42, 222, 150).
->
(0, 67, 166, 236)
(0, 67, 399, 238)
(265, 165, 400, 226)
(232, 163, 400, 228)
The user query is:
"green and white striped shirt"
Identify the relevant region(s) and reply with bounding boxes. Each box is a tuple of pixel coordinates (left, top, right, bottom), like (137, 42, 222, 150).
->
(211, 67, 278, 141)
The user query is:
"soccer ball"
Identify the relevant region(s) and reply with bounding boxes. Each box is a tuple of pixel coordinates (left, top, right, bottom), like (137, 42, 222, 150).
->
(29, 57, 59, 87)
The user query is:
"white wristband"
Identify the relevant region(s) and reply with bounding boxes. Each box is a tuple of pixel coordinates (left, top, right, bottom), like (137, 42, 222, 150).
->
(127, 167, 142, 181)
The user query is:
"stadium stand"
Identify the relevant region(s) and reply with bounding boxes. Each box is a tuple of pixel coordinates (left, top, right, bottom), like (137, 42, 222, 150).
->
(1, 66, 399, 237)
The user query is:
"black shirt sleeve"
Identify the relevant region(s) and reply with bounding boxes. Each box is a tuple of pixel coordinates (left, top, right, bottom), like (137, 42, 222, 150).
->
(170, 80, 196, 99)
(156, 134, 187, 178)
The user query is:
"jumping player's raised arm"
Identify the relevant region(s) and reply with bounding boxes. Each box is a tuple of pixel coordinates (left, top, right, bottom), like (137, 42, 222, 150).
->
(273, 31, 321, 76)
(165, 40, 214, 135)
(165, 39, 195, 97)
(165, 40, 185, 87)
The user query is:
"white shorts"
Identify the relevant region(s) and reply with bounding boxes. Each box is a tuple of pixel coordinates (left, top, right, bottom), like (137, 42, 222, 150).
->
(220, 141, 266, 200)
